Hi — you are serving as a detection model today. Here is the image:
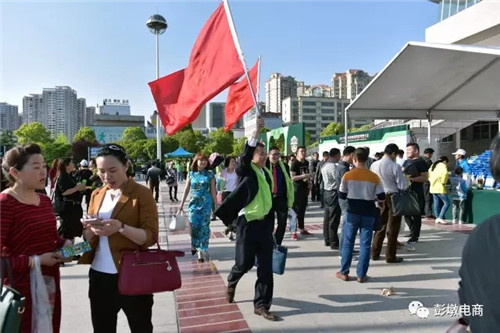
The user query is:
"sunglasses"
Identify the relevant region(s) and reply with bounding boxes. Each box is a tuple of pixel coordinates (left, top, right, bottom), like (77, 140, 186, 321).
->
(98, 144, 127, 156)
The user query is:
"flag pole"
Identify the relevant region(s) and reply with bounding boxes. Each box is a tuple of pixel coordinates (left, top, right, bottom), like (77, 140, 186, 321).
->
(256, 54, 261, 103)
(223, 0, 260, 116)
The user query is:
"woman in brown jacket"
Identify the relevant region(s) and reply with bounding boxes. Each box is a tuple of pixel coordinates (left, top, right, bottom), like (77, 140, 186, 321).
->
(79, 144, 159, 333)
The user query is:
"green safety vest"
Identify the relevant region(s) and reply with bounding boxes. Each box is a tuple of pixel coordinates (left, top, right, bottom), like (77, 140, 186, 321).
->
(244, 163, 273, 222)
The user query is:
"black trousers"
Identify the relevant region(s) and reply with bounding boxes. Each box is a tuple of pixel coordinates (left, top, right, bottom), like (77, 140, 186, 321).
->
(464, 189, 474, 223)
(423, 182, 433, 216)
(311, 183, 319, 201)
(89, 269, 153, 333)
(293, 189, 308, 230)
(149, 181, 159, 202)
(323, 190, 341, 247)
(273, 196, 288, 245)
(404, 188, 425, 240)
(169, 185, 178, 200)
(227, 215, 274, 309)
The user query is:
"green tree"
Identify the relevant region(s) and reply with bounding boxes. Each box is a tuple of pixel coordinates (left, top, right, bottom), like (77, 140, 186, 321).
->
(144, 138, 159, 160)
(305, 131, 312, 147)
(123, 127, 147, 142)
(14, 122, 52, 144)
(232, 137, 247, 157)
(205, 128, 234, 155)
(349, 124, 373, 133)
(0, 130, 18, 151)
(320, 122, 345, 137)
(162, 136, 179, 155)
(42, 133, 72, 165)
(172, 129, 207, 154)
(122, 139, 149, 162)
(269, 135, 285, 153)
(73, 127, 97, 142)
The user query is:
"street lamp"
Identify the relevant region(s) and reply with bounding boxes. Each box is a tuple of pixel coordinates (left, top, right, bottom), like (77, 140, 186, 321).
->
(146, 14, 167, 162)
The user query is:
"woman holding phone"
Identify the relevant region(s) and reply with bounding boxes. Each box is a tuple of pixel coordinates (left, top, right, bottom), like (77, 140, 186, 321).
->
(79, 143, 159, 333)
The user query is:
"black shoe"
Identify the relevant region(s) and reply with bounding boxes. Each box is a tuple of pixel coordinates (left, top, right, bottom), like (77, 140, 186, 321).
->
(371, 255, 380, 261)
(404, 234, 412, 237)
(330, 244, 339, 250)
(324, 241, 331, 247)
(226, 287, 235, 303)
(386, 257, 404, 263)
(229, 235, 235, 241)
(170, 198, 174, 202)
(191, 249, 196, 256)
(320, 206, 324, 209)
(407, 238, 418, 244)
(254, 307, 278, 321)
(198, 258, 204, 263)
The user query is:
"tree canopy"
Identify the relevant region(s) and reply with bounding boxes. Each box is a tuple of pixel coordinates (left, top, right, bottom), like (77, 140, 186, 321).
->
(14, 122, 52, 144)
(122, 127, 147, 142)
(73, 127, 97, 142)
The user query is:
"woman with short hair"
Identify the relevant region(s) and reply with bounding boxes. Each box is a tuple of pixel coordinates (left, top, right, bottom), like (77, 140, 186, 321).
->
(428, 156, 450, 224)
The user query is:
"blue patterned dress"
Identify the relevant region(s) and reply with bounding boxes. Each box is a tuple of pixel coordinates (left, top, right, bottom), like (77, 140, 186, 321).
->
(188, 170, 214, 251)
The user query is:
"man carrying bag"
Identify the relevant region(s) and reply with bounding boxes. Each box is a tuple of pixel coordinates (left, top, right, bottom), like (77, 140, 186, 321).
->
(215, 118, 278, 322)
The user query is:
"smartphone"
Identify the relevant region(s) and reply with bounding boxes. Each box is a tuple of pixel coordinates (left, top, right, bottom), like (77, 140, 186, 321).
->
(82, 218, 105, 227)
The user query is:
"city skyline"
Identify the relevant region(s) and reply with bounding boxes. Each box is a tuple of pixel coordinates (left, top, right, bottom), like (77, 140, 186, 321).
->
(1, 1, 437, 120)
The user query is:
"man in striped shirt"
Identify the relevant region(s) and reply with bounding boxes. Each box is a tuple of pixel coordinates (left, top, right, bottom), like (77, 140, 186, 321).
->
(336, 148, 385, 283)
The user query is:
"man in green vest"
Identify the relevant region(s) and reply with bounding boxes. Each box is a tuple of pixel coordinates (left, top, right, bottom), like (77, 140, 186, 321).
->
(215, 117, 278, 321)
(266, 146, 294, 245)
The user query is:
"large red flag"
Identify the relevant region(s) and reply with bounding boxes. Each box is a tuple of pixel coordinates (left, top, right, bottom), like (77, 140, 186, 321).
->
(224, 59, 259, 132)
(149, 3, 244, 135)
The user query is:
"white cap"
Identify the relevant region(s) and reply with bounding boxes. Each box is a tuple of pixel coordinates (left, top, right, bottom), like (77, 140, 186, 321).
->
(452, 149, 466, 156)
(80, 159, 89, 167)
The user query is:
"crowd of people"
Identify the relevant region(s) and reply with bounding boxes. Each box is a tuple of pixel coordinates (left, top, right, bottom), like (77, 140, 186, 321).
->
(1, 122, 499, 331)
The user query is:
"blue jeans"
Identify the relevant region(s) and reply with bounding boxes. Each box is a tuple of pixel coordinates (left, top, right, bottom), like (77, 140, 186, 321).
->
(340, 212, 375, 278)
(433, 193, 450, 219)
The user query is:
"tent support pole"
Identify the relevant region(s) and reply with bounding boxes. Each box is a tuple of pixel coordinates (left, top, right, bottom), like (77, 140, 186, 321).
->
(427, 111, 432, 150)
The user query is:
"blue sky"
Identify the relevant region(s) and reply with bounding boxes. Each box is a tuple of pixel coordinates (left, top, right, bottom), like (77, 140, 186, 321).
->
(1, 0, 438, 119)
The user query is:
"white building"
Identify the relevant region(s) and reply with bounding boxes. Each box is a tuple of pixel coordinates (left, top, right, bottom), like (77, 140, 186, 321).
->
(98, 99, 131, 116)
(77, 98, 86, 129)
(0, 102, 20, 131)
(85, 106, 95, 126)
(265, 73, 298, 115)
(22, 94, 43, 124)
(332, 70, 373, 101)
(282, 96, 350, 142)
(42, 86, 79, 140)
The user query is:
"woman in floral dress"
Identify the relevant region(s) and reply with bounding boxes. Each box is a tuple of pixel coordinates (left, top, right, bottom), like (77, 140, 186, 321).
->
(178, 153, 217, 262)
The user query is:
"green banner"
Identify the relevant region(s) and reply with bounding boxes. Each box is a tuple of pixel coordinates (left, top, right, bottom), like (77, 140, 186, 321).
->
(259, 123, 305, 156)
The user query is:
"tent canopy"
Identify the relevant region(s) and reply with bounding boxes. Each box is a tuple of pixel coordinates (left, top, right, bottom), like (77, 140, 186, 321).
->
(345, 42, 500, 122)
(165, 147, 194, 158)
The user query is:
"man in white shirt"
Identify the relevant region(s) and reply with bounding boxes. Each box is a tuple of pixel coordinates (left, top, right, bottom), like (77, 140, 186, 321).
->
(370, 143, 408, 263)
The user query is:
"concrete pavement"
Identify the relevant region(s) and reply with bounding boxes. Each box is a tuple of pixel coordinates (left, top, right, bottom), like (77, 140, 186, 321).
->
(60, 180, 473, 332)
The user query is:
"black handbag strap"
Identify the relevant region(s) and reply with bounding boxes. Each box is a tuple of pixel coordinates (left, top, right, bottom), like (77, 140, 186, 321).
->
(0, 257, 16, 290)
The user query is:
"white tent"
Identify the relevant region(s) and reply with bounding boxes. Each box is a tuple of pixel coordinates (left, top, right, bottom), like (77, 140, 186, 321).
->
(344, 41, 500, 145)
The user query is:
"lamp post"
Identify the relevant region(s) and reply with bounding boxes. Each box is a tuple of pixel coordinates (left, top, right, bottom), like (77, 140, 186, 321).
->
(146, 14, 167, 162)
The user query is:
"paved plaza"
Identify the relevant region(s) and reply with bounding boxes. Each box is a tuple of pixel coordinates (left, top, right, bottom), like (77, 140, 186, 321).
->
(60, 181, 474, 332)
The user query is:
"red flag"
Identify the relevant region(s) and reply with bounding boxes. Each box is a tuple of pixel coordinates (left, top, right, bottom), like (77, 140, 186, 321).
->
(224, 59, 259, 131)
(149, 3, 244, 135)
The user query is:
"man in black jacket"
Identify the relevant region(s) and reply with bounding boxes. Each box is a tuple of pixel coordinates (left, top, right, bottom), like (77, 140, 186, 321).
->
(215, 118, 278, 321)
(266, 146, 294, 245)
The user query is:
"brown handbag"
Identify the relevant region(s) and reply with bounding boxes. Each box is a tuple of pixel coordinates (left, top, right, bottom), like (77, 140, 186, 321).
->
(118, 240, 184, 296)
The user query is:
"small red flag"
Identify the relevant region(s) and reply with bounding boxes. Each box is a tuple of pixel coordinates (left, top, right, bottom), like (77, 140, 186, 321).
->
(224, 59, 259, 131)
(149, 3, 244, 135)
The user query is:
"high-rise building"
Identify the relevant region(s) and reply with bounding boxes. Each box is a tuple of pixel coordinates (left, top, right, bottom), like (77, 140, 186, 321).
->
(265, 73, 298, 115)
(77, 98, 86, 129)
(0, 102, 20, 131)
(332, 70, 373, 100)
(43, 86, 79, 140)
(22, 94, 43, 124)
(192, 105, 207, 129)
(209, 102, 225, 128)
(85, 106, 95, 126)
(98, 99, 131, 116)
(282, 96, 350, 142)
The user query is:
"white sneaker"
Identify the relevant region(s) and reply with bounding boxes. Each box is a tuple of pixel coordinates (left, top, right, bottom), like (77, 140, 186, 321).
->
(435, 218, 444, 224)
(452, 219, 458, 224)
(459, 221, 464, 225)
